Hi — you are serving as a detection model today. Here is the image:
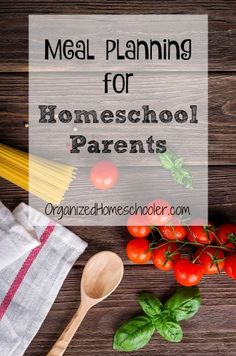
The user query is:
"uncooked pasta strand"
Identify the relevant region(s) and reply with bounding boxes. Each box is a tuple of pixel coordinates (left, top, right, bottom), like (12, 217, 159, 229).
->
(0, 144, 76, 204)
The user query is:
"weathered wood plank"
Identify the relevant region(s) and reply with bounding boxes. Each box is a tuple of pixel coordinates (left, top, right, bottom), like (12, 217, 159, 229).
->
(24, 266, 236, 355)
(0, 0, 236, 71)
(0, 166, 235, 212)
(0, 165, 235, 266)
(0, 73, 236, 165)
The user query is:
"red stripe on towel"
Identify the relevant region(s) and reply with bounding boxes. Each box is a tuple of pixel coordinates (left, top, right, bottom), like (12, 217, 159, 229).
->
(0, 223, 55, 320)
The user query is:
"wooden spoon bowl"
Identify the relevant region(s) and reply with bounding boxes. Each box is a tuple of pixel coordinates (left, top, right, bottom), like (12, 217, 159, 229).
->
(82, 251, 124, 299)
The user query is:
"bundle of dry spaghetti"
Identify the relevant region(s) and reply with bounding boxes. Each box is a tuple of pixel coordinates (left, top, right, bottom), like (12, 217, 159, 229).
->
(0, 144, 76, 204)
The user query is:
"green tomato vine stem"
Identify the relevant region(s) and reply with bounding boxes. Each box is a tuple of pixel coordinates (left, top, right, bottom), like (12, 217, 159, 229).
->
(149, 226, 236, 256)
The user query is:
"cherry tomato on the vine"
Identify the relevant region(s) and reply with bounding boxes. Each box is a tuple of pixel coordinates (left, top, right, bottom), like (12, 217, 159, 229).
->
(127, 214, 151, 239)
(174, 258, 204, 286)
(158, 218, 186, 241)
(147, 199, 171, 226)
(152, 242, 180, 271)
(194, 247, 224, 275)
(187, 219, 215, 245)
(126, 239, 152, 264)
(224, 254, 236, 279)
(216, 224, 236, 249)
(90, 160, 118, 190)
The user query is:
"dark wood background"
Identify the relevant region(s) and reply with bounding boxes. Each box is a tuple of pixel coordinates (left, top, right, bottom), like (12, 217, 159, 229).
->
(0, 1, 236, 355)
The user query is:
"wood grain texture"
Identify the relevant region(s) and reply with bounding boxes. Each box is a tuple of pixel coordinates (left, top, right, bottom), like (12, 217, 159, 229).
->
(0, 165, 236, 212)
(24, 266, 236, 356)
(0, 1, 236, 71)
(0, 1, 236, 355)
(0, 165, 236, 266)
(0, 73, 236, 165)
(46, 251, 124, 356)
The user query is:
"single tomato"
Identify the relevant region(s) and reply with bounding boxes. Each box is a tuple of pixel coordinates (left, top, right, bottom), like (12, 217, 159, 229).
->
(194, 247, 224, 274)
(147, 199, 171, 226)
(187, 219, 215, 244)
(224, 254, 236, 279)
(127, 214, 151, 239)
(158, 218, 186, 241)
(152, 242, 180, 271)
(174, 258, 204, 286)
(90, 160, 118, 190)
(126, 239, 152, 264)
(216, 224, 236, 249)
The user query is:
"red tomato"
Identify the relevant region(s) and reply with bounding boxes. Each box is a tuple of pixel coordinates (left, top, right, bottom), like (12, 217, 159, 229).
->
(158, 218, 186, 241)
(216, 224, 236, 249)
(224, 254, 236, 279)
(126, 239, 152, 264)
(147, 199, 171, 226)
(127, 214, 151, 239)
(194, 247, 224, 275)
(187, 219, 215, 245)
(174, 258, 204, 286)
(90, 161, 118, 190)
(152, 242, 180, 271)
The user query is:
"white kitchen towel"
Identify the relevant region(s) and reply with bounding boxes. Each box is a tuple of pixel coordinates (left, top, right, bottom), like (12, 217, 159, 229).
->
(0, 202, 87, 356)
(0, 201, 39, 271)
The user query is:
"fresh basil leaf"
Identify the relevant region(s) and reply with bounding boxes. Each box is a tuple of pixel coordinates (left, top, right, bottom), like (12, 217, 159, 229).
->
(164, 287, 201, 321)
(158, 151, 175, 169)
(156, 318, 183, 343)
(113, 316, 155, 352)
(138, 292, 163, 317)
(158, 150, 193, 189)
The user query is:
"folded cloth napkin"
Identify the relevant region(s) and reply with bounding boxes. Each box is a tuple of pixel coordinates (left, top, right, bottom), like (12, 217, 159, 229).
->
(0, 202, 87, 356)
(0, 202, 40, 271)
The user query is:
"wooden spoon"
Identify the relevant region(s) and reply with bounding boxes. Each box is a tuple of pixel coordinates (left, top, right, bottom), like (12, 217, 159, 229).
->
(47, 251, 124, 356)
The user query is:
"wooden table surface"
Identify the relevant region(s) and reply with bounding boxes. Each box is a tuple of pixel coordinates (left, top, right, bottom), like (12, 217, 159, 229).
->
(1, 1, 236, 355)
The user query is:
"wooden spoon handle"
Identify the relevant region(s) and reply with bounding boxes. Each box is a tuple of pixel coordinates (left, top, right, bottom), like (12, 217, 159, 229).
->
(47, 303, 89, 356)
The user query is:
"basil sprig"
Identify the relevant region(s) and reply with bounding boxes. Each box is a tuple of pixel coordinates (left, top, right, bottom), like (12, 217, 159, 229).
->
(158, 150, 193, 189)
(113, 287, 201, 352)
